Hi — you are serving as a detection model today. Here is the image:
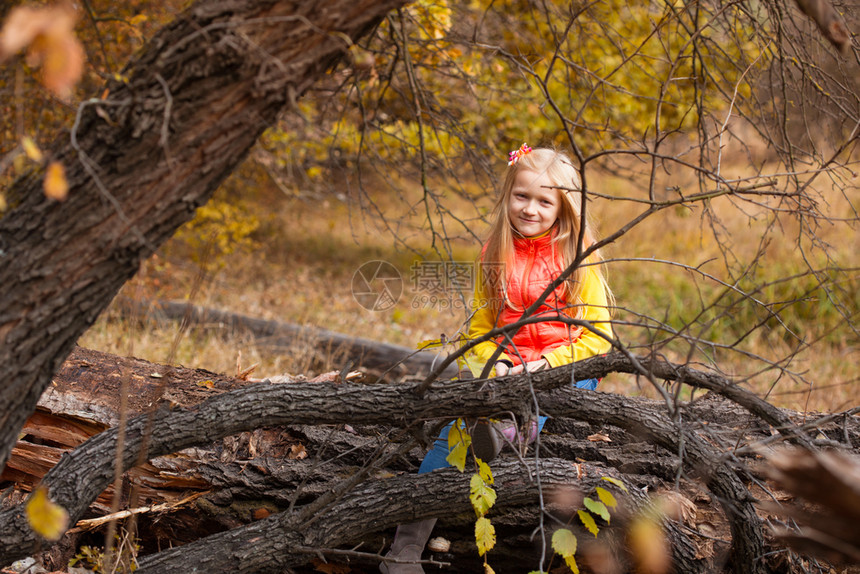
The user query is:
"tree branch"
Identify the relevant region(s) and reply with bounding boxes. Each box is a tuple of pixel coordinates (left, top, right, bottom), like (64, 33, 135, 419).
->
(4, 349, 845, 567)
(136, 459, 699, 574)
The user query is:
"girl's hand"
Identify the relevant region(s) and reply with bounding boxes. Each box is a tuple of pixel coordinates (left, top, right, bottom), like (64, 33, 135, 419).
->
(509, 359, 549, 375)
(494, 362, 511, 377)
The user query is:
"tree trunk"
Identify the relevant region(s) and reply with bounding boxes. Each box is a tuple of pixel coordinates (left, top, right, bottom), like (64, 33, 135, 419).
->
(0, 0, 410, 473)
(136, 458, 702, 574)
(115, 297, 459, 379)
(6, 347, 704, 572)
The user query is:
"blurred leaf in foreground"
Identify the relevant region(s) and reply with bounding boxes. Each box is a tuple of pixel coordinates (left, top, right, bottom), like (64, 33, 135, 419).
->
(0, 3, 84, 99)
(26, 486, 69, 541)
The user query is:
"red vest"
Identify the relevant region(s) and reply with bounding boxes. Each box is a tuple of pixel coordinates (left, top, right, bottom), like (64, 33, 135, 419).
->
(491, 233, 583, 365)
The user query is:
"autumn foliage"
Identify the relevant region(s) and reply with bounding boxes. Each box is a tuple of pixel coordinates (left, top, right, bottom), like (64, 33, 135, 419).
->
(0, 0, 857, 572)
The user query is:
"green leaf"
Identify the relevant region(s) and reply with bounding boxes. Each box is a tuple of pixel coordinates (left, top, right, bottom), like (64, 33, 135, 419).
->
(583, 497, 611, 523)
(477, 458, 494, 484)
(470, 473, 497, 516)
(601, 476, 628, 492)
(578, 509, 599, 537)
(475, 516, 496, 556)
(595, 486, 618, 509)
(551, 528, 577, 558)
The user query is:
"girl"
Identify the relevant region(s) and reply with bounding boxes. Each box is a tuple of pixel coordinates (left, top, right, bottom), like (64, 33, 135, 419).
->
(379, 145, 613, 574)
(465, 144, 613, 378)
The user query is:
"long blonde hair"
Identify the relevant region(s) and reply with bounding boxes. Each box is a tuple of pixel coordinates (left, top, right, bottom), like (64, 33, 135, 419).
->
(481, 147, 611, 318)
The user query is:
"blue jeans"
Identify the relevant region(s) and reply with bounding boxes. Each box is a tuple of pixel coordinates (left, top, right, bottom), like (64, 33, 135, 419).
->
(417, 378, 599, 474)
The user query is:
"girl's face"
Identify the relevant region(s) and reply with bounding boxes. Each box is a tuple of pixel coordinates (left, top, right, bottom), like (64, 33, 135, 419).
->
(508, 169, 560, 237)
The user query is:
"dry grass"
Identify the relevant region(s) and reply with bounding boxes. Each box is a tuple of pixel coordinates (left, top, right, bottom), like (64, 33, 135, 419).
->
(79, 154, 859, 414)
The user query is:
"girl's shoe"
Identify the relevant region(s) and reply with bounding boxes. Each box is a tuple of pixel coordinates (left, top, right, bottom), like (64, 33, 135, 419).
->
(471, 418, 539, 461)
(471, 419, 502, 461)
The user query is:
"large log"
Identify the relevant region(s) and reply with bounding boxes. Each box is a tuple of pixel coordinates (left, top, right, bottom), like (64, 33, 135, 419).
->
(114, 298, 459, 380)
(6, 344, 706, 571)
(3, 346, 858, 572)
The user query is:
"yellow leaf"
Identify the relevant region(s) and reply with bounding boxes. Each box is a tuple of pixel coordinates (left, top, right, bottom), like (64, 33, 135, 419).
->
(470, 473, 497, 517)
(595, 487, 618, 509)
(551, 528, 577, 558)
(483, 563, 495, 574)
(13, 153, 26, 174)
(22, 136, 43, 162)
(447, 420, 467, 450)
(583, 497, 610, 523)
(26, 486, 69, 541)
(35, 27, 84, 100)
(564, 554, 580, 574)
(196, 379, 214, 389)
(446, 441, 468, 472)
(416, 337, 443, 350)
(477, 458, 494, 484)
(445, 420, 470, 471)
(43, 161, 68, 201)
(578, 509, 599, 537)
(628, 514, 670, 574)
(601, 476, 628, 493)
(474, 516, 496, 556)
(448, 419, 472, 462)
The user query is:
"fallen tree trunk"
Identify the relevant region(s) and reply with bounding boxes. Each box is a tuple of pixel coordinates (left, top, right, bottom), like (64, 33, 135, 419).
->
(3, 346, 858, 572)
(114, 297, 458, 379)
(7, 344, 706, 570)
(136, 458, 701, 574)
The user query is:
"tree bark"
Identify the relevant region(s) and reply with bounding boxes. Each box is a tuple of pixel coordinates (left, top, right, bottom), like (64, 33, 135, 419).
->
(0, 0, 410, 472)
(135, 458, 702, 574)
(3, 346, 858, 570)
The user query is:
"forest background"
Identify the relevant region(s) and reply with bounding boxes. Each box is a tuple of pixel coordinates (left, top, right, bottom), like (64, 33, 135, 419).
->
(4, 0, 849, 413)
(0, 0, 858, 571)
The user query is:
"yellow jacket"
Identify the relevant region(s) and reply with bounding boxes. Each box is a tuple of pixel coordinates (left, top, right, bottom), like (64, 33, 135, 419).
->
(464, 236, 612, 375)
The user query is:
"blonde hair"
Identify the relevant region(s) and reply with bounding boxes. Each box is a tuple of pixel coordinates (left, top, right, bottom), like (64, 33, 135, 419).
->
(481, 147, 611, 318)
